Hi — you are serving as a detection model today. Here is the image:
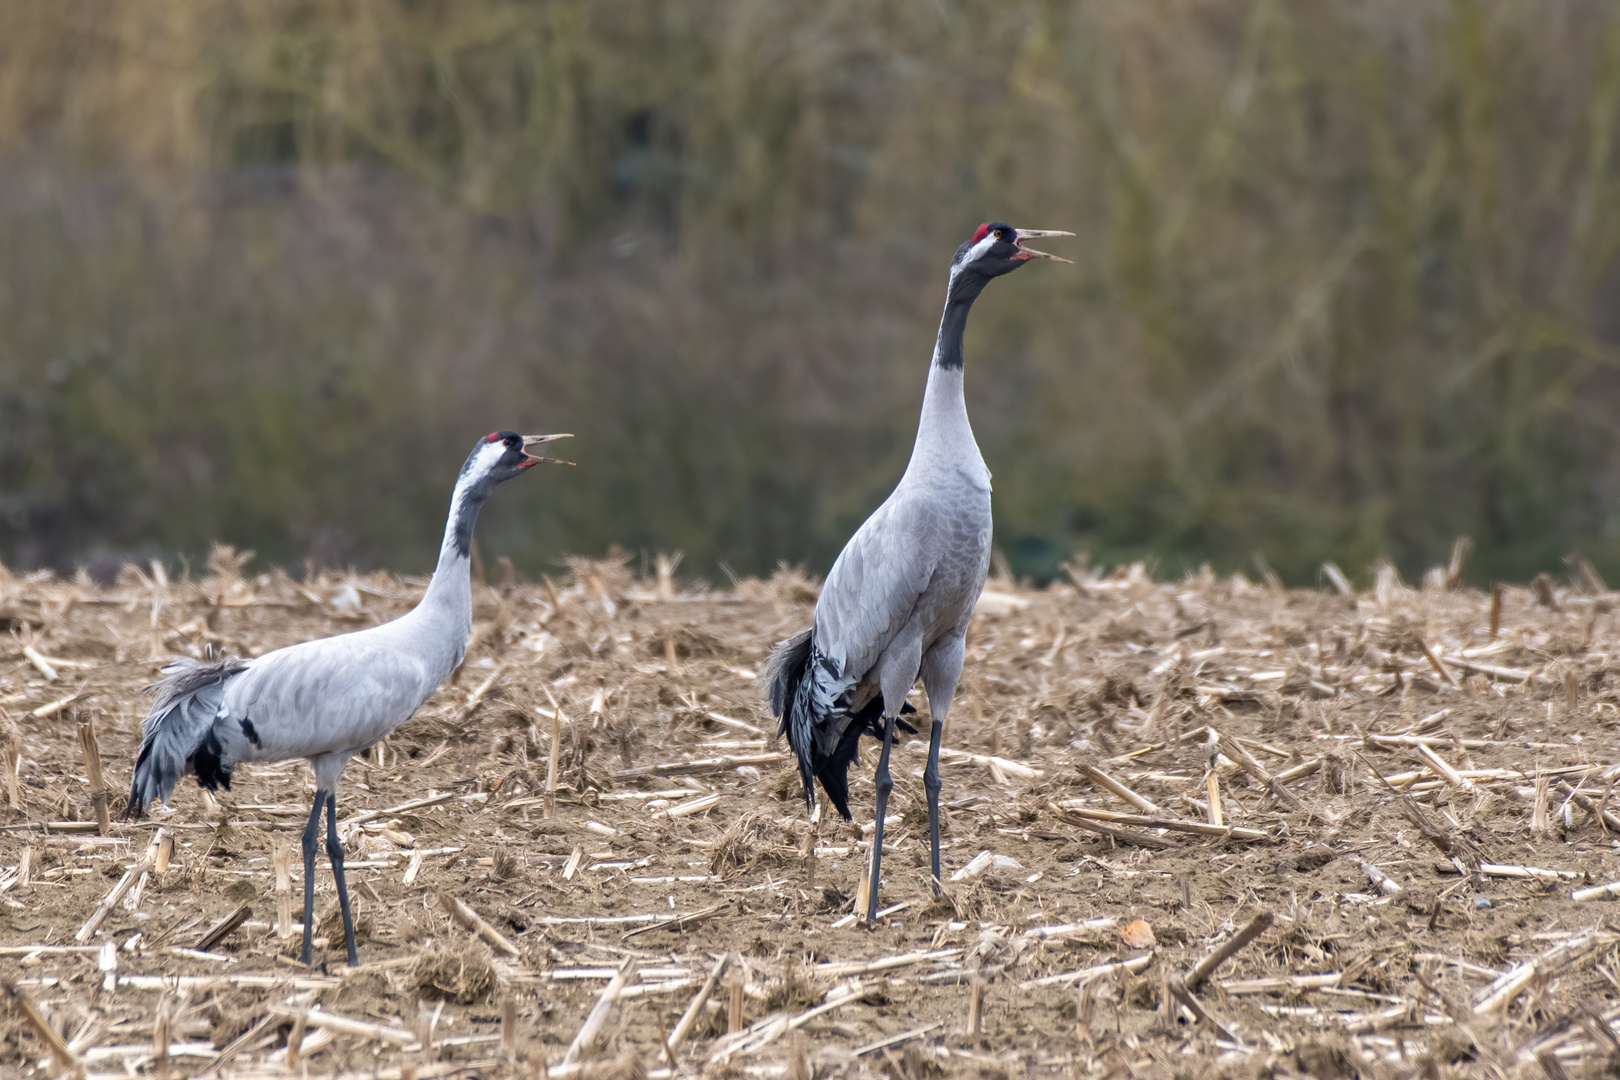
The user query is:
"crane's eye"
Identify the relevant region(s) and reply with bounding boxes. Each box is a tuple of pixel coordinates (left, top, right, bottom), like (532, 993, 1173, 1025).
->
(995, 229, 1008, 240)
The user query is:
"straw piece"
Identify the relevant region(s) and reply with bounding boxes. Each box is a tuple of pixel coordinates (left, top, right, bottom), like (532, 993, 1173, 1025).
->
(1210, 728, 1304, 811)
(438, 892, 521, 957)
(273, 841, 293, 939)
(194, 902, 253, 952)
(935, 747, 1043, 781)
(31, 691, 81, 719)
(621, 903, 726, 941)
(201, 1010, 279, 1075)
(1448, 656, 1552, 686)
(1432, 862, 1577, 881)
(1272, 758, 1323, 784)
(501, 997, 518, 1061)
(1416, 637, 1456, 687)
(544, 694, 563, 821)
(269, 1002, 414, 1044)
(2, 742, 20, 810)
(853, 1022, 943, 1058)
(659, 793, 720, 819)
(1167, 980, 1238, 1042)
(1558, 784, 1620, 833)
(612, 753, 785, 781)
(340, 792, 455, 830)
(1020, 953, 1154, 989)
(1077, 763, 1160, 813)
(708, 981, 867, 1061)
(76, 847, 157, 941)
(22, 645, 58, 681)
(668, 953, 730, 1055)
(153, 829, 173, 875)
(1, 975, 77, 1074)
(726, 976, 744, 1033)
(1204, 730, 1224, 826)
(703, 710, 765, 736)
(457, 661, 509, 724)
(1415, 744, 1472, 790)
(1045, 805, 1177, 850)
(1183, 911, 1274, 992)
(562, 958, 638, 1066)
(1572, 881, 1620, 902)
(1220, 973, 1342, 994)
(1321, 562, 1354, 598)
(1475, 931, 1616, 1014)
(812, 949, 956, 978)
(1051, 803, 1268, 842)
(78, 713, 110, 835)
(1361, 862, 1402, 895)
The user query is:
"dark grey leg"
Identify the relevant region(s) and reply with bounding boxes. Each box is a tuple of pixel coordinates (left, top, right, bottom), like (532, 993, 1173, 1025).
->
(866, 714, 898, 924)
(919, 638, 964, 898)
(324, 793, 359, 966)
(299, 796, 323, 964)
(924, 717, 945, 895)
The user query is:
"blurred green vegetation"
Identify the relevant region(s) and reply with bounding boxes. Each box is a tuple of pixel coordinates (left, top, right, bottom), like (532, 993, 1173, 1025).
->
(4, 1, 1620, 586)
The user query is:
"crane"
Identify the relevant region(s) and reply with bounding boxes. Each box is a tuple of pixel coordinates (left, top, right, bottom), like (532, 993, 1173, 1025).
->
(126, 430, 571, 965)
(766, 223, 1070, 922)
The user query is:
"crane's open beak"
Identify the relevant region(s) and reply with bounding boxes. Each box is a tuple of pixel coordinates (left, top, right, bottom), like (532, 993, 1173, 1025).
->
(520, 433, 574, 467)
(1011, 229, 1074, 263)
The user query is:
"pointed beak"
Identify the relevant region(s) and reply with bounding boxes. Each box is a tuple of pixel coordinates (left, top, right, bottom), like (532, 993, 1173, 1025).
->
(1011, 228, 1074, 263)
(520, 433, 574, 467)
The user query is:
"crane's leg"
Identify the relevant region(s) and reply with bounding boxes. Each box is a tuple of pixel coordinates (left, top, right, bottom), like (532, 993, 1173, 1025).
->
(324, 792, 359, 967)
(299, 795, 323, 964)
(919, 638, 965, 896)
(865, 713, 898, 924)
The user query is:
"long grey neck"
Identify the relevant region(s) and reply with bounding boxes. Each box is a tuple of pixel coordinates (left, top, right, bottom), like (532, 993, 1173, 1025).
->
(906, 271, 988, 474)
(411, 476, 488, 636)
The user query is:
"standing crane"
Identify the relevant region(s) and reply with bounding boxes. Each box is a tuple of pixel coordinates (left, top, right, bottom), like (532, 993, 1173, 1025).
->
(767, 223, 1070, 922)
(126, 430, 571, 965)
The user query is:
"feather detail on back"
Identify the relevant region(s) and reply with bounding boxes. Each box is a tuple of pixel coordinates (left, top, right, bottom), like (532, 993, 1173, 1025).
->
(127, 654, 249, 817)
(765, 630, 916, 820)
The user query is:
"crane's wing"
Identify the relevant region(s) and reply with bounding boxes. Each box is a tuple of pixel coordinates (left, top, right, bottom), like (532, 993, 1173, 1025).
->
(219, 635, 443, 762)
(814, 495, 940, 693)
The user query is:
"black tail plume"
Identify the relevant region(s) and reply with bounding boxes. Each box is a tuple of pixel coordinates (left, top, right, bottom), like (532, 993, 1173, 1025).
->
(764, 629, 916, 822)
(126, 655, 247, 819)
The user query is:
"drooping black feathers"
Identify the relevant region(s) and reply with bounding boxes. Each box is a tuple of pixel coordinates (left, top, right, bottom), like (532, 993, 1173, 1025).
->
(765, 629, 916, 821)
(126, 654, 249, 818)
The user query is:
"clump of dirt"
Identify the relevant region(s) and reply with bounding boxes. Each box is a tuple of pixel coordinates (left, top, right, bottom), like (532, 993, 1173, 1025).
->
(710, 809, 798, 876)
(412, 945, 496, 1004)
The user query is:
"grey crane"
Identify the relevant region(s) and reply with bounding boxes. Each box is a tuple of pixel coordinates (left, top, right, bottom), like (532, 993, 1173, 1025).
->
(126, 430, 570, 965)
(766, 223, 1070, 922)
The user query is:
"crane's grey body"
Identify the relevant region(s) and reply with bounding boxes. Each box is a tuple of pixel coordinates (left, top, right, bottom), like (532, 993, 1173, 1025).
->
(132, 583, 471, 802)
(766, 224, 1068, 922)
(127, 431, 565, 964)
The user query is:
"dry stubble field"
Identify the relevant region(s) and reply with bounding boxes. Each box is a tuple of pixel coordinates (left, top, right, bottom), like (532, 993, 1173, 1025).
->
(3, 550, 1620, 1079)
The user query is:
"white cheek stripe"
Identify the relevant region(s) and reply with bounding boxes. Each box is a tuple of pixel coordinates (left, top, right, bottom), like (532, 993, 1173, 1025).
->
(951, 232, 1002, 279)
(471, 442, 504, 479)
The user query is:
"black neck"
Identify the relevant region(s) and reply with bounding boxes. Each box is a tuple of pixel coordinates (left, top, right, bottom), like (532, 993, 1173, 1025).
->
(934, 271, 990, 370)
(446, 481, 493, 560)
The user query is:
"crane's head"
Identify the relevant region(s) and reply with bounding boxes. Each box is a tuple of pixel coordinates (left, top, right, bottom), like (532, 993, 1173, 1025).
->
(462, 431, 573, 491)
(952, 223, 1073, 281)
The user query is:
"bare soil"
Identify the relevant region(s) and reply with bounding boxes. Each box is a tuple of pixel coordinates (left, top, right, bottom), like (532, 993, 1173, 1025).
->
(3, 552, 1620, 1078)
